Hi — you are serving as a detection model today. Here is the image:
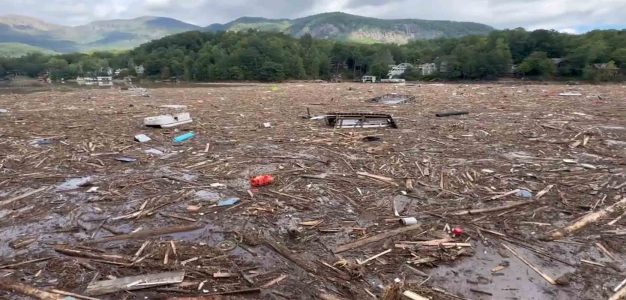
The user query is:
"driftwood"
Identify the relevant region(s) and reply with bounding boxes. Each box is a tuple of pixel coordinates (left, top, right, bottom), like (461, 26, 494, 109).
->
(547, 197, 626, 240)
(169, 288, 261, 298)
(356, 249, 392, 265)
(264, 237, 317, 274)
(452, 200, 533, 216)
(86, 224, 204, 244)
(0, 186, 48, 208)
(356, 171, 399, 187)
(49, 289, 99, 300)
(609, 284, 626, 300)
(0, 257, 52, 269)
(54, 246, 131, 262)
(319, 292, 348, 300)
(502, 243, 556, 285)
(402, 290, 429, 300)
(334, 224, 422, 253)
(85, 271, 185, 296)
(0, 279, 61, 300)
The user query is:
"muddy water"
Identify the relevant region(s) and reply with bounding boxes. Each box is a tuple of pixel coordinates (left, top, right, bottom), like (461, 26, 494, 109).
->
(429, 242, 610, 300)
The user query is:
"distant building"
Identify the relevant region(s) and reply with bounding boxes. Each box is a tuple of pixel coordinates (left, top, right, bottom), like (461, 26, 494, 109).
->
(362, 75, 376, 83)
(387, 63, 414, 78)
(592, 62, 620, 78)
(135, 65, 145, 75)
(98, 67, 113, 76)
(419, 63, 437, 76)
(114, 68, 128, 76)
(438, 61, 449, 73)
(593, 63, 619, 70)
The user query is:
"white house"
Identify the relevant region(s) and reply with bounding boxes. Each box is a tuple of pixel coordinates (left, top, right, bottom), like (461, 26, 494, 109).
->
(135, 65, 145, 75)
(419, 63, 437, 76)
(387, 63, 414, 78)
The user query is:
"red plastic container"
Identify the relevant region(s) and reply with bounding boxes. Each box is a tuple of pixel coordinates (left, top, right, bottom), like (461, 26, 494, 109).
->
(251, 175, 274, 187)
(451, 227, 464, 237)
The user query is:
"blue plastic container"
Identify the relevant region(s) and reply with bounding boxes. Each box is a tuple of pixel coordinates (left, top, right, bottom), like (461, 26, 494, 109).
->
(173, 132, 195, 143)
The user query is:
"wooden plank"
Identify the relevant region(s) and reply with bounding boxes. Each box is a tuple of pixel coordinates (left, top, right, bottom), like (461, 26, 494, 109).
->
(85, 271, 185, 296)
(334, 224, 421, 253)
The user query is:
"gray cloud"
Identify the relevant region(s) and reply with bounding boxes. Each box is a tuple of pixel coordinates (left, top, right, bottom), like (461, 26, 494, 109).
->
(0, 0, 624, 32)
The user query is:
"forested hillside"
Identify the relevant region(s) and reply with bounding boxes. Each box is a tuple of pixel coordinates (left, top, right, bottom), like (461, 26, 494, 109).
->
(1, 29, 625, 82)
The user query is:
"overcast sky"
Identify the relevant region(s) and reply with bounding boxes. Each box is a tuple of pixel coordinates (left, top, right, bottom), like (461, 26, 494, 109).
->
(1, 0, 625, 33)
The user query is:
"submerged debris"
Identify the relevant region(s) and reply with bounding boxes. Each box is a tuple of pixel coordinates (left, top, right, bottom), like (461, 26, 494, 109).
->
(0, 82, 624, 300)
(144, 112, 192, 128)
(370, 93, 415, 104)
(325, 113, 398, 128)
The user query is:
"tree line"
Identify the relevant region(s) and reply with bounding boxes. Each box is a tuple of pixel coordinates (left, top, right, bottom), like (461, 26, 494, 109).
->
(1, 28, 624, 82)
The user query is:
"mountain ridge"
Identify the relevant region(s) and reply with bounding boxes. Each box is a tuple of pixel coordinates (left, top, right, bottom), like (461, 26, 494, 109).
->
(0, 12, 494, 56)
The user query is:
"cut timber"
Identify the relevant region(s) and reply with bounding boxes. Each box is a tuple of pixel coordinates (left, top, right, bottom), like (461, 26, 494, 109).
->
(0, 186, 48, 208)
(452, 200, 533, 215)
(547, 197, 626, 240)
(502, 243, 556, 285)
(85, 271, 185, 296)
(87, 224, 203, 244)
(356, 171, 399, 187)
(402, 290, 429, 300)
(334, 224, 421, 253)
(0, 279, 61, 300)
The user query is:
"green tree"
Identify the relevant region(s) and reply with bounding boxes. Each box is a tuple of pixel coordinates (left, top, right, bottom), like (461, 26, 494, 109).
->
(258, 61, 285, 82)
(517, 51, 556, 77)
(401, 66, 422, 80)
(160, 66, 171, 79)
(610, 48, 626, 67)
(369, 50, 394, 78)
(584, 61, 619, 82)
